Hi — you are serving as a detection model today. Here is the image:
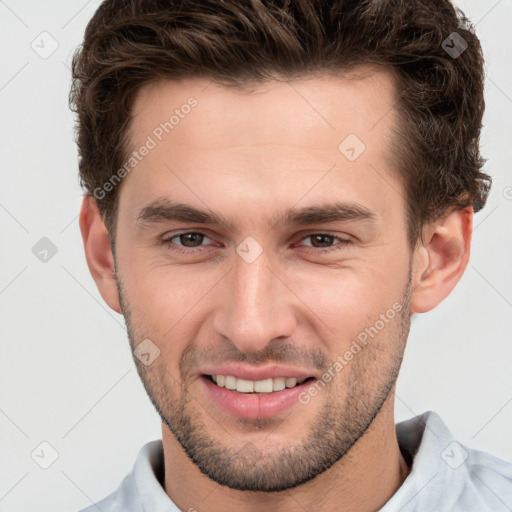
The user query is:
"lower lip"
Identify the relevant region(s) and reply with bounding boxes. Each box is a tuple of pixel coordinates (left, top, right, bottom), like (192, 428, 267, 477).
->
(200, 375, 316, 419)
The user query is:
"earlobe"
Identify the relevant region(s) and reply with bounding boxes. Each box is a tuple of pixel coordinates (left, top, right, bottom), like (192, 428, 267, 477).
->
(79, 195, 122, 314)
(410, 207, 473, 314)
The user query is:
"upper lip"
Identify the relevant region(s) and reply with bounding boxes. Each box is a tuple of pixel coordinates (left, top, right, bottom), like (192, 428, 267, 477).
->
(201, 364, 318, 381)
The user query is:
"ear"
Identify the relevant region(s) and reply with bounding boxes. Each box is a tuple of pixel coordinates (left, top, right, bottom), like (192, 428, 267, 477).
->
(410, 207, 473, 314)
(79, 195, 122, 314)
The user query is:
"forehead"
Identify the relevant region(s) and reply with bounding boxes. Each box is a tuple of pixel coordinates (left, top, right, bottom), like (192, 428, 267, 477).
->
(119, 66, 403, 226)
(130, 65, 399, 151)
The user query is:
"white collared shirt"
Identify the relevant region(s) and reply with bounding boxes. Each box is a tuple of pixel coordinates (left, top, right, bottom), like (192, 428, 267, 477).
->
(78, 411, 512, 512)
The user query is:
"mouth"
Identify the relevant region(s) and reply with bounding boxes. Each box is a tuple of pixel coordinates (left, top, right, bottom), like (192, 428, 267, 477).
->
(200, 374, 318, 419)
(203, 374, 316, 395)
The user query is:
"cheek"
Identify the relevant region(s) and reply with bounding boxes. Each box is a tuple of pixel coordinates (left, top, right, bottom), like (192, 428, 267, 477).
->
(121, 261, 220, 349)
(287, 260, 407, 338)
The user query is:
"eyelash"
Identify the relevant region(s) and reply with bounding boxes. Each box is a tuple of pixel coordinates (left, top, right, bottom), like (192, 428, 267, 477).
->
(161, 231, 352, 255)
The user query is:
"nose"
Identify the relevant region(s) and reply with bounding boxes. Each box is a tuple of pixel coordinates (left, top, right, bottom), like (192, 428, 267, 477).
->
(212, 250, 297, 353)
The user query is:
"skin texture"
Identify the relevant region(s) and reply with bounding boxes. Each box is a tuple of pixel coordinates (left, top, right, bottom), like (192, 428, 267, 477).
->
(80, 65, 473, 512)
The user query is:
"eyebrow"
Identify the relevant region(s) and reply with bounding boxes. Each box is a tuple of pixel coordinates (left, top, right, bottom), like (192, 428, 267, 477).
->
(136, 198, 376, 231)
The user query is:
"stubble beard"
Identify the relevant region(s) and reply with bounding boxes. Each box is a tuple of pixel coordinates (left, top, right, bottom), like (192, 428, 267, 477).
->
(117, 269, 412, 492)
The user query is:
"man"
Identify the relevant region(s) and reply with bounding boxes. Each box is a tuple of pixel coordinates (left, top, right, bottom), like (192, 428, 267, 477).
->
(71, 0, 512, 510)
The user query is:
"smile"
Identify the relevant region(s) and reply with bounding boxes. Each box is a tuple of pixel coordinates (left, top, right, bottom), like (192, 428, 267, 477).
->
(207, 374, 312, 394)
(201, 375, 317, 419)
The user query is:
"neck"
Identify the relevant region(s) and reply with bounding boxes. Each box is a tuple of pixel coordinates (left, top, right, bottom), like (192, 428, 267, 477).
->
(162, 392, 410, 512)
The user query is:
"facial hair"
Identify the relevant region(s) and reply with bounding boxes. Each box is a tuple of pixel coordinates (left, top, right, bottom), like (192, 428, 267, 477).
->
(117, 267, 412, 492)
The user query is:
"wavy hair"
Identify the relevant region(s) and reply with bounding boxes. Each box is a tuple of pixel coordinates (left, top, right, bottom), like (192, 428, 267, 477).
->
(70, 0, 491, 246)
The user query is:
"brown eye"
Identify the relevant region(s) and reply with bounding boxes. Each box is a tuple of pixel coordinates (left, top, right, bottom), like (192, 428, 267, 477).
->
(308, 234, 336, 248)
(178, 233, 205, 247)
(298, 233, 351, 253)
(162, 232, 214, 251)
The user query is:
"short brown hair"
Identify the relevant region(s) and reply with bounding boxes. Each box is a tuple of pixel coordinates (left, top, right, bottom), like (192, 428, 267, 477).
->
(70, 0, 491, 246)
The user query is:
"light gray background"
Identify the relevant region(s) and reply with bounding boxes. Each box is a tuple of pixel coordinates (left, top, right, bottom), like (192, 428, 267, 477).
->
(0, 1, 511, 511)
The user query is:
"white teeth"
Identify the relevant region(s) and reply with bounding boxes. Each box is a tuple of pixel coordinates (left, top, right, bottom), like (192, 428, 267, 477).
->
(236, 379, 254, 393)
(254, 378, 273, 393)
(225, 376, 237, 390)
(273, 377, 286, 391)
(211, 375, 307, 393)
(285, 377, 297, 388)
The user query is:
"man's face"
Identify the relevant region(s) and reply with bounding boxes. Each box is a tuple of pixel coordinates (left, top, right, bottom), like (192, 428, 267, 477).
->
(113, 67, 413, 491)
